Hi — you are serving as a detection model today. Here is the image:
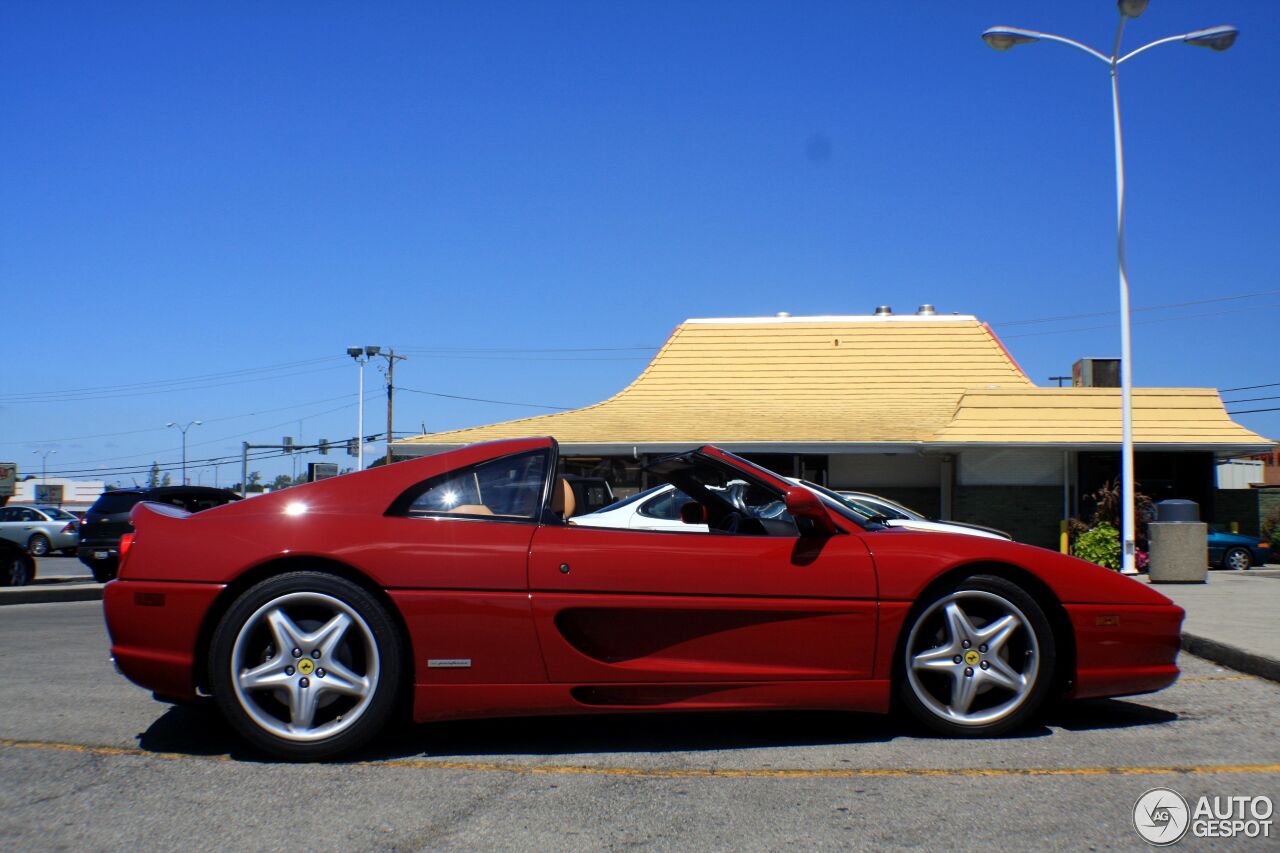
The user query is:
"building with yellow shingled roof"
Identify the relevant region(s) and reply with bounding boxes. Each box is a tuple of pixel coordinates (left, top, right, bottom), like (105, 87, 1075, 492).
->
(393, 311, 1274, 548)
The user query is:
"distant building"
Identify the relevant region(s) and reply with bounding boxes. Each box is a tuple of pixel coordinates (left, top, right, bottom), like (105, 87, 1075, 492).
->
(9, 478, 106, 514)
(393, 312, 1275, 548)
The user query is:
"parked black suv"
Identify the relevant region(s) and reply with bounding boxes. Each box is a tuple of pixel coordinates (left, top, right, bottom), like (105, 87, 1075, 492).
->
(78, 486, 241, 582)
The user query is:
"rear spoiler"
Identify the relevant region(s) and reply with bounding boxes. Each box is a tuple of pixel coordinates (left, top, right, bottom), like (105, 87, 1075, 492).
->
(129, 501, 192, 525)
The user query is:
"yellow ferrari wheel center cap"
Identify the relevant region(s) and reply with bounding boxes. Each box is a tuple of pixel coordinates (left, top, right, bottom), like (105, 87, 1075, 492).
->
(298, 658, 315, 676)
(964, 650, 980, 666)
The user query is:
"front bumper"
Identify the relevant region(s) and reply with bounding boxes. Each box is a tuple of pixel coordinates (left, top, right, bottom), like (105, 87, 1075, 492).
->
(1066, 602, 1184, 700)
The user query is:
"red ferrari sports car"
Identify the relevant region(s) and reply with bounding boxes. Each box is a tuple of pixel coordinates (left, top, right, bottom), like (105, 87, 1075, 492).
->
(104, 437, 1183, 760)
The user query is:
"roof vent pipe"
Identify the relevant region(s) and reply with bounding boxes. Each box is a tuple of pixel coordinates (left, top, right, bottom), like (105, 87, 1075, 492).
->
(873, 305, 893, 316)
(916, 304, 936, 315)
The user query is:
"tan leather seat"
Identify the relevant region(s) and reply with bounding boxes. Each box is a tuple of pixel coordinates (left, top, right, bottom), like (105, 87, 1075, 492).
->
(444, 504, 493, 515)
(551, 479, 576, 520)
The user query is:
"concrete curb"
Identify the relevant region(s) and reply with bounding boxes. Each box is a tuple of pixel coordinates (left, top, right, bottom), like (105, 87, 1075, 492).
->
(0, 583, 103, 606)
(1182, 632, 1280, 683)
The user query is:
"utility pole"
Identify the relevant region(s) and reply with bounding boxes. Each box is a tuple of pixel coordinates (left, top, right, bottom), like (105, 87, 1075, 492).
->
(381, 349, 408, 465)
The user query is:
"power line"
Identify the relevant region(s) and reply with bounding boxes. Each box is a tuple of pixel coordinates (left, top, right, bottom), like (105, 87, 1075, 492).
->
(1222, 394, 1280, 405)
(1226, 406, 1280, 415)
(398, 346, 656, 353)
(397, 386, 570, 411)
(1221, 381, 1280, 393)
(36, 396, 379, 474)
(2, 363, 349, 404)
(0, 356, 346, 403)
(992, 289, 1280, 327)
(999, 305, 1267, 340)
(0, 393, 361, 446)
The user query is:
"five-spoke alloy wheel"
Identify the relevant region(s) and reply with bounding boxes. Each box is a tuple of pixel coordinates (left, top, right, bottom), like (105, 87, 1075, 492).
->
(210, 572, 401, 760)
(900, 575, 1055, 737)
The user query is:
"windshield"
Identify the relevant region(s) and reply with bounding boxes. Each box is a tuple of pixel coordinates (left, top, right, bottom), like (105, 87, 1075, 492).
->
(798, 481, 881, 528)
(837, 492, 924, 521)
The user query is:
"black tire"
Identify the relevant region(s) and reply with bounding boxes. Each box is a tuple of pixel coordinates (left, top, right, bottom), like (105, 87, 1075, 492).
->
(898, 574, 1056, 738)
(208, 571, 402, 761)
(27, 534, 51, 557)
(2, 552, 36, 586)
(1221, 547, 1252, 572)
(90, 562, 117, 584)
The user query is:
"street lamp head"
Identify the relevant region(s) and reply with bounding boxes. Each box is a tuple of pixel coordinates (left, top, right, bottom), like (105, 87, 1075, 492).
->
(347, 346, 363, 359)
(166, 421, 177, 428)
(1118, 0, 1149, 19)
(1184, 25, 1238, 51)
(364, 346, 382, 357)
(193, 420, 204, 426)
(982, 26, 1040, 51)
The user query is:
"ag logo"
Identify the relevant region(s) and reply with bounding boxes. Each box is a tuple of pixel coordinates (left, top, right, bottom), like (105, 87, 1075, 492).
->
(1134, 787, 1190, 845)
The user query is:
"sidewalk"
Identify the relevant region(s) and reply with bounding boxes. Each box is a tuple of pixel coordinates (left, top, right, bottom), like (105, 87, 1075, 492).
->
(1146, 567, 1280, 682)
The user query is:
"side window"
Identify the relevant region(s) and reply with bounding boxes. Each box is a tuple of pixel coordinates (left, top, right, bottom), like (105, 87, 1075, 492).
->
(0, 508, 13, 522)
(637, 488, 693, 521)
(18, 509, 39, 522)
(404, 450, 548, 522)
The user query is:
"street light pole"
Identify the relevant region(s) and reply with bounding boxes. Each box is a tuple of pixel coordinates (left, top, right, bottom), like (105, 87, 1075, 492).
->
(32, 449, 56, 485)
(165, 420, 203, 486)
(347, 346, 382, 471)
(982, 3, 1237, 574)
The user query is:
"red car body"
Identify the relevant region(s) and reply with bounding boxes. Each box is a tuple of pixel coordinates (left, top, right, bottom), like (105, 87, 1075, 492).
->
(104, 437, 1182, 734)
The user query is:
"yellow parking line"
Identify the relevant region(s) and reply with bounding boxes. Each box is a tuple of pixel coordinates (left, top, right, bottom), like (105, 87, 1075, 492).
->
(2, 738, 1278, 779)
(1179, 674, 1255, 683)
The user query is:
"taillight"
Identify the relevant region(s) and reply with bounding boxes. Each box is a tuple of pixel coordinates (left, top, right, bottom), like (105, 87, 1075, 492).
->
(62, 522, 78, 533)
(119, 532, 135, 562)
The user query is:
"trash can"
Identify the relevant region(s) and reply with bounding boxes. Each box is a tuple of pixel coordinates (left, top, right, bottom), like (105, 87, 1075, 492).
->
(1148, 499, 1207, 584)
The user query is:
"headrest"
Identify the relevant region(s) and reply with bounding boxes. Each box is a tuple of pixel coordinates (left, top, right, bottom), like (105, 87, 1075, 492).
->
(551, 478, 576, 519)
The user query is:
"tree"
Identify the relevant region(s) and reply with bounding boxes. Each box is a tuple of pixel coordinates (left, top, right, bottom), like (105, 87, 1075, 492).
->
(269, 473, 294, 492)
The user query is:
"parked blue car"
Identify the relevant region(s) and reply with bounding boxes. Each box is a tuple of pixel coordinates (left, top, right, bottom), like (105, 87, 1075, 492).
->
(1207, 527, 1272, 571)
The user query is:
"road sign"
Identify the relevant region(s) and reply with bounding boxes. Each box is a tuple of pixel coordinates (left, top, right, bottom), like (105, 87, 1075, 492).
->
(307, 463, 339, 482)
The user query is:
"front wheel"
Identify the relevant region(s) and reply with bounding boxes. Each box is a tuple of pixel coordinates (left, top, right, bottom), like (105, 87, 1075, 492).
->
(27, 534, 50, 557)
(208, 571, 402, 760)
(1222, 547, 1252, 572)
(899, 574, 1056, 737)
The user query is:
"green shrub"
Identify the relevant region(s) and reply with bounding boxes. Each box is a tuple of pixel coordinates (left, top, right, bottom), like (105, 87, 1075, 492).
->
(1263, 510, 1280, 551)
(1071, 522, 1122, 571)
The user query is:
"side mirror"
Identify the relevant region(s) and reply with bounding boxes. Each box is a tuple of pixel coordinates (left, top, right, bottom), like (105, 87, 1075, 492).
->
(679, 502, 707, 525)
(784, 487, 838, 536)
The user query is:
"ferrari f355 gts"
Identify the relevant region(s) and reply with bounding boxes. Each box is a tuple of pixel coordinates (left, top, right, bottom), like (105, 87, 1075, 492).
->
(104, 437, 1183, 760)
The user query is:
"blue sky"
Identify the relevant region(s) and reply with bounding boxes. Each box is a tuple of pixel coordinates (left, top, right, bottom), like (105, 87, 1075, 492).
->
(2, 1, 1277, 487)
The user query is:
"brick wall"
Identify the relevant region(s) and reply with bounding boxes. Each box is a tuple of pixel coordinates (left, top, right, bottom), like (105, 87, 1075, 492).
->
(954, 486, 1062, 550)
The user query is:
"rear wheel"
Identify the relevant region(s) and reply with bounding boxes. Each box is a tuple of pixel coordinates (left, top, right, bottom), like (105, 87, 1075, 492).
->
(1222, 547, 1252, 572)
(90, 562, 117, 584)
(2, 552, 35, 586)
(899, 574, 1056, 737)
(209, 571, 401, 760)
(27, 534, 50, 557)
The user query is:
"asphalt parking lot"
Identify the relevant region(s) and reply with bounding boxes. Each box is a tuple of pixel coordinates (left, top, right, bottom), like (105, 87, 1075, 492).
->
(1, 600, 1277, 851)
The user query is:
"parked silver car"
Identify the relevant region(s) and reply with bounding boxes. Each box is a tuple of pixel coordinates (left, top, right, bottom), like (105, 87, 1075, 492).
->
(0, 504, 81, 556)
